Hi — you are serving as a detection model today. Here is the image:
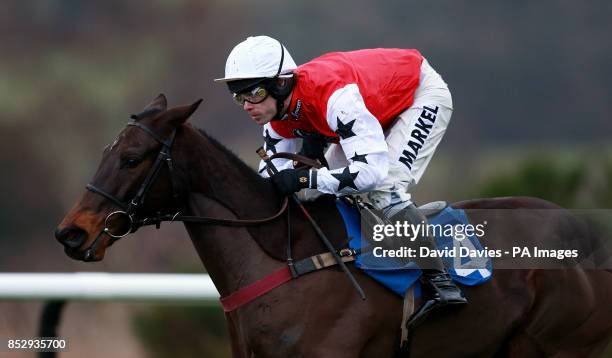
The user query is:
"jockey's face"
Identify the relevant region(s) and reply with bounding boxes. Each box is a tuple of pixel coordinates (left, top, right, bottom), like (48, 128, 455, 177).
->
(242, 95, 277, 125)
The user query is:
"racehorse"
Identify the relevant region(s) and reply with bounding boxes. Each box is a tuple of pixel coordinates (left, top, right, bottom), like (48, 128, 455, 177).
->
(55, 94, 612, 357)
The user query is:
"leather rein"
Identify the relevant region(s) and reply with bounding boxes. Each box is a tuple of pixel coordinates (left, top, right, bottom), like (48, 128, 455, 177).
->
(86, 121, 320, 243)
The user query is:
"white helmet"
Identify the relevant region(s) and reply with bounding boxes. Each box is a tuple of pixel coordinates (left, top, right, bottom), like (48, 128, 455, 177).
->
(214, 36, 297, 83)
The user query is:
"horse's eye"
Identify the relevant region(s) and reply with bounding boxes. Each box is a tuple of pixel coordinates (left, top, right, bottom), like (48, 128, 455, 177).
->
(121, 158, 142, 169)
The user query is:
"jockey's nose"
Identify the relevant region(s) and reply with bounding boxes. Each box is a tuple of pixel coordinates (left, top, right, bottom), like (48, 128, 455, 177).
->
(55, 225, 87, 249)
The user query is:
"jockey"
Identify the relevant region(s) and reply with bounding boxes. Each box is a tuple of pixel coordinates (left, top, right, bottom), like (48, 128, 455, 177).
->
(215, 35, 466, 306)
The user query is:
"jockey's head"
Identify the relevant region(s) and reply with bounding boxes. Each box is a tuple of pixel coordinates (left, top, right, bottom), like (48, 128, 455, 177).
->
(215, 36, 296, 125)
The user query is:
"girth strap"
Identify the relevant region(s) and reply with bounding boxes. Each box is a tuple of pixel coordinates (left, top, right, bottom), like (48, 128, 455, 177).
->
(220, 251, 356, 312)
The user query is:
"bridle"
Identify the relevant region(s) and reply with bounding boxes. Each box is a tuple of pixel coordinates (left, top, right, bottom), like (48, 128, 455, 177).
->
(82, 118, 326, 262)
(85, 120, 291, 254)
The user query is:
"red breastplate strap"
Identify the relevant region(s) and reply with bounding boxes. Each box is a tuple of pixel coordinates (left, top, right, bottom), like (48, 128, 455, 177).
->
(220, 266, 293, 312)
(219, 251, 356, 312)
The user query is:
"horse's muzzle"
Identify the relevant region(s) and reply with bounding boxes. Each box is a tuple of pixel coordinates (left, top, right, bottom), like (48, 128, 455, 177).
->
(55, 225, 86, 249)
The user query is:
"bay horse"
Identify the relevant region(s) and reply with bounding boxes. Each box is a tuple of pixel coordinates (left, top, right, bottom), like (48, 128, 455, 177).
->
(55, 94, 612, 357)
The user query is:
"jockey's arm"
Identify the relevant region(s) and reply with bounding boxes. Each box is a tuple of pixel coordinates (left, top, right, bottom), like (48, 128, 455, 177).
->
(257, 124, 299, 178)
(315, 84, 389, 194)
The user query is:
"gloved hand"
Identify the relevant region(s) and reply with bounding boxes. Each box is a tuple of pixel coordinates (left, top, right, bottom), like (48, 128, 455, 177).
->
(270, 168, 316, 196)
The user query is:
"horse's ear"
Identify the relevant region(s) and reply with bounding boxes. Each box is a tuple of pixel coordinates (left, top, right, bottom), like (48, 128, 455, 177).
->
(165, 99, 203, 126)
(143, 93, 168, 113)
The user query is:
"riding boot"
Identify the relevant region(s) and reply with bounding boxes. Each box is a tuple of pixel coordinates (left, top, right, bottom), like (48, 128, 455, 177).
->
(389, 203, 467, 305)
(421, 267, 467, 305)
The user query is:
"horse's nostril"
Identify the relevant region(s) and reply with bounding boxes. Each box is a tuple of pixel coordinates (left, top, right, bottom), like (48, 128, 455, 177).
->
(54, 227, 66, 241)
(55, 226, 87, 248)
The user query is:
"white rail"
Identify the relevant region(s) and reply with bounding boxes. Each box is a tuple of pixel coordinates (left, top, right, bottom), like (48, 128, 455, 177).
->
(0, 273, 219, 303)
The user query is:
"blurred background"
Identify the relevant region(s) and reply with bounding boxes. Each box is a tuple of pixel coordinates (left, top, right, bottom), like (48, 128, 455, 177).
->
(0, 1, 611, 357)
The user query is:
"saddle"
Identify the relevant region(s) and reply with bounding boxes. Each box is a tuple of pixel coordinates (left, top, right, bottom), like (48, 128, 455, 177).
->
(335, 196, 493, 352)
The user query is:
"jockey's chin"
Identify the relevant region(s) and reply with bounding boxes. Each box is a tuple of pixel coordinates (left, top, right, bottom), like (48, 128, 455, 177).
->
(250, 114, 273, 125)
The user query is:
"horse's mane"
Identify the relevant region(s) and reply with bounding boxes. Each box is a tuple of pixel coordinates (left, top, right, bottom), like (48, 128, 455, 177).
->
(195, 127, 268, 187)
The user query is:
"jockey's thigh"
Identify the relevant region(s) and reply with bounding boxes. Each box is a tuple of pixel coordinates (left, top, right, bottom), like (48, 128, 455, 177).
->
(368, 58, 454, 210)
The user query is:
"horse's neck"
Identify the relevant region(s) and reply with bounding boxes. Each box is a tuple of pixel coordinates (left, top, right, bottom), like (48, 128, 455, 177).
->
(176, 127, 283, 295)
(178, 126, 279, 218)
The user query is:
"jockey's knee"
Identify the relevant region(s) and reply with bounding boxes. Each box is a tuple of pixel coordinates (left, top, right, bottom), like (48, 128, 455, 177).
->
(367, 188, 412, 213)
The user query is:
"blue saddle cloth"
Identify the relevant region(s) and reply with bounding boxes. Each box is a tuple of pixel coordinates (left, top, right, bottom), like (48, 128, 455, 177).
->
(336, 199, 492, 297)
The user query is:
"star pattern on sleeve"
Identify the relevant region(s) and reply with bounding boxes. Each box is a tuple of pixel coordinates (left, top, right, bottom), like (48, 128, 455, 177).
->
(335, 118, 356, 140)
(350, 152, 368, 164)
(264, 129, 282, 154)
(331, 167, 359, 191)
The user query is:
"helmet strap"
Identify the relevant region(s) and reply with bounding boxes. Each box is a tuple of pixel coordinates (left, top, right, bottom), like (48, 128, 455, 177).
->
(270, 77, 294, 121)
(275, 41, 285, 77)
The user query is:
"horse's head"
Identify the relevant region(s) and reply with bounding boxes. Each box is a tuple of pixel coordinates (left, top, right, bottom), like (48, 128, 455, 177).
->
(55, 94, 202, 262)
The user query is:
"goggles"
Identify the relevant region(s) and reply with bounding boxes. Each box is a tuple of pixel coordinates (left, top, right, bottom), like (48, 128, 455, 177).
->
(233, 86, 269, 106)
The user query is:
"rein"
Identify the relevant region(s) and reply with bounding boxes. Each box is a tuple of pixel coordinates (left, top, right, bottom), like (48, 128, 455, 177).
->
(155, 198, 289, 227)
(146, 154, 318, 227)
